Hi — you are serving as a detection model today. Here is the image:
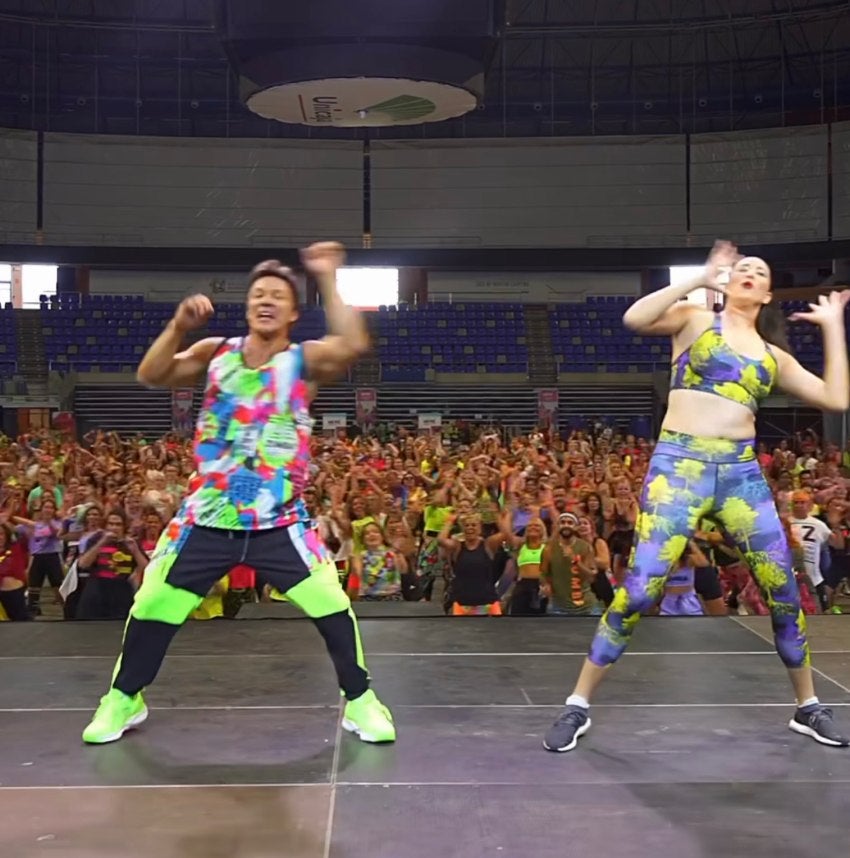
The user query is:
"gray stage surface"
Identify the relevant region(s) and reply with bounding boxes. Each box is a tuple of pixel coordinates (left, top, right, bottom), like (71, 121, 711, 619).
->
(1, 615, 849, 858)
(239, 600, 446, 618)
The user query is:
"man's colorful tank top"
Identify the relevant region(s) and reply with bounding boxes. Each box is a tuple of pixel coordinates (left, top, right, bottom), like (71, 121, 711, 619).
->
(181, 338, 313, 530)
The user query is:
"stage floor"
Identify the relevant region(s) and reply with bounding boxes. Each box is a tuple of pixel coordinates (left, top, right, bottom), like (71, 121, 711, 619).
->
(2, 615, 849, 858)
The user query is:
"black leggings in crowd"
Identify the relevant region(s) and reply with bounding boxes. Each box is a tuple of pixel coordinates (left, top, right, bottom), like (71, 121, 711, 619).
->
(509, 578, 547, 615)
(0, 588, 29, 621)
(27, 552, 65, 612)
(590, 570, 615, 606)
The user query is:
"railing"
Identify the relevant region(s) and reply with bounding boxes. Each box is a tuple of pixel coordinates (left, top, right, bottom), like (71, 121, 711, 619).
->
(48, 360, 134, 372)
(378, 360, 532, 382)
(56, 356, 668, 377)
(555, 357, 670, 372)
(58, 360, 355, 383)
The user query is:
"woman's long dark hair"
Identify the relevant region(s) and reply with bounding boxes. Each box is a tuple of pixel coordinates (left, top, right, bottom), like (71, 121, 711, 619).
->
(581, 492, 606, 536)
(756, 302, 792, 354)
(106, 507, 129, 530)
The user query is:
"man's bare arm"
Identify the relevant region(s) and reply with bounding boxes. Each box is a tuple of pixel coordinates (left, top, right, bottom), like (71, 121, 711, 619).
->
(300, 243, 370, 383)
(137, 295, 219, 389)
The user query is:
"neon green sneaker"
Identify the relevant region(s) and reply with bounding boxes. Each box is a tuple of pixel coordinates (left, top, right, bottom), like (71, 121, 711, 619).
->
(342, 690, 396, 743)
(82, 688, 148, 744)
(827, 606, 843, 615)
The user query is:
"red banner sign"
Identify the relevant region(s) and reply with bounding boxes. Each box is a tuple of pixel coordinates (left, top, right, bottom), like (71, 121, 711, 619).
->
(355, 388, 377, 426)
(537, 389, 559, 428)
(172, 389, 194, 435)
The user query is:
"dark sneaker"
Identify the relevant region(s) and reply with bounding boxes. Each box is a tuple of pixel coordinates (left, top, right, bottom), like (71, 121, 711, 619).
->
(789, 706, 850, 747)
(543, 705, 591, 752)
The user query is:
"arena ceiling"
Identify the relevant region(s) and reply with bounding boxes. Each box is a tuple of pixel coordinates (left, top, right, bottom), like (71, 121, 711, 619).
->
(0, 0, 848, 139)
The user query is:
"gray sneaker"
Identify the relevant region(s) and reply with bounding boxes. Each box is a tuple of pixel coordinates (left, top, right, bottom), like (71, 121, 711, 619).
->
(789, 706, 850, 747)
(543, 705, 591, 752)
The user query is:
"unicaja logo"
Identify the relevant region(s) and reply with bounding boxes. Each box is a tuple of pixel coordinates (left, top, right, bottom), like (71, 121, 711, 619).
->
(247, 77, 474, 127)
(307, 93, 435, 124)
(364, 94, 436, 122)
(311, 96, 341, 124)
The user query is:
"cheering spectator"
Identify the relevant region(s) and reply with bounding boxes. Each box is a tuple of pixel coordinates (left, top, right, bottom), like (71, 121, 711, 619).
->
(0, 519, 29, 621)
(348, 522, 405, 601)
(75, 509, 148, 621)
(790, 491, 839, 613)
(0, 414, 848, 623)
(540, 512, 599, 616)
(438, 511, 505, 616)
(13, 498, 64, 617)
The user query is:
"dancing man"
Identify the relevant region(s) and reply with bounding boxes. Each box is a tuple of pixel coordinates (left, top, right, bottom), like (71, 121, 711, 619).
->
(83, 242, 396, 745)
(544, 241, 850, 752)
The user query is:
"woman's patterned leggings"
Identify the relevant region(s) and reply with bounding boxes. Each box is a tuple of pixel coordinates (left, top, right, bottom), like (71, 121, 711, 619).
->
(588, 430, 809, 669)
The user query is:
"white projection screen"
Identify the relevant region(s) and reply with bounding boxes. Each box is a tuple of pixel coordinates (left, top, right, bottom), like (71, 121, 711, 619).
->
(369, 137, 687, 249)
(42, 134, 363, 247)
(689, 126, 828, 245)
(832, 121, 850, 239)
(0, 129, 37, 245)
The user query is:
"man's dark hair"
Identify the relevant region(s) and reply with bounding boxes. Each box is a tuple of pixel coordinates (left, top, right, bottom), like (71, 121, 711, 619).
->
(248, 260, 299, 308)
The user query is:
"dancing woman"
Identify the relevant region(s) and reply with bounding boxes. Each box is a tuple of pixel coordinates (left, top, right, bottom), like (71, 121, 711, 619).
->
(544, 241, 850, 752)
(505, 516, 548, 615)
(438, 511, 506, 616)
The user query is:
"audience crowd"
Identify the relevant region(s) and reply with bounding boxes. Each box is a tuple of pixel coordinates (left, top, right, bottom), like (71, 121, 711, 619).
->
(1, 421, 849, 623)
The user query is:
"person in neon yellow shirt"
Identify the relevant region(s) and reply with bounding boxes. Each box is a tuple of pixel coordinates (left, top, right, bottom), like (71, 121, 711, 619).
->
(191, 575, 229, 620)
(418, 487, 454, 602)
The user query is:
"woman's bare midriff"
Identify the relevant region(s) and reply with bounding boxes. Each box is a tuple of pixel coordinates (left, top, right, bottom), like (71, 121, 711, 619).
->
(661, 389, 758, 440)
(518, 563, 542, 580)
(664, 584, 696, 595)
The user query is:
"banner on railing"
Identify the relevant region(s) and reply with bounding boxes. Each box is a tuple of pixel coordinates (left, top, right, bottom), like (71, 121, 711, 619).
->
(355, 388, 377, 426)
(51, 411, 77, 439)
(171, 389, 194, 435)
(536, 389, 559, 429)
(418, 413, 442, 431)
(322, 413, 347, 433)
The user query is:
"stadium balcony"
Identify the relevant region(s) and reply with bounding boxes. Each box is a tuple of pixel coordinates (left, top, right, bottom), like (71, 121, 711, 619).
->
(39, 293, 826, 380)
(550, 296, 824, 374)
(40, 295, 530, 379)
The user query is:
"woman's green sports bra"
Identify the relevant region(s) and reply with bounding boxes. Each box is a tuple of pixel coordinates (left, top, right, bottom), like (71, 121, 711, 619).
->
(518, 543, 544, 567)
